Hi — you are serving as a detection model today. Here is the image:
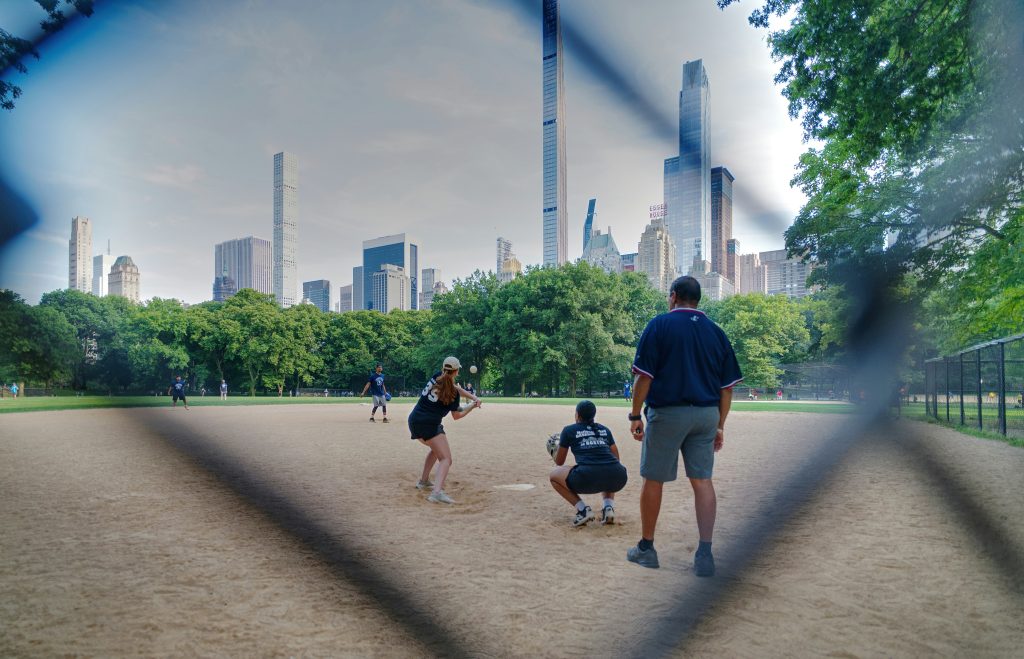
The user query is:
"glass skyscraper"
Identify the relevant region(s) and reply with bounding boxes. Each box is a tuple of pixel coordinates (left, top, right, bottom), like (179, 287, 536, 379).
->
(362, 234, 418, 311)
(710, 166, 735, 278)
(542, 0, 567, 266)
(213, 236, 273, 301)
(582, 198, 596, 253)
(302, 279, 331, 312)
(273, 151, 298, 307)
(664, 59, 711, 275)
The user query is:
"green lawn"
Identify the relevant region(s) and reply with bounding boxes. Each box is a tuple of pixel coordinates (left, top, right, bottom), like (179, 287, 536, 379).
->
(0, 395, 856, 415)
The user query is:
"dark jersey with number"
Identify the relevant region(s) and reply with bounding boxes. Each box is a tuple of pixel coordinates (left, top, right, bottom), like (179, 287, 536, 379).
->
(558, 422, 618, 466)
(408, 372, 460, 424)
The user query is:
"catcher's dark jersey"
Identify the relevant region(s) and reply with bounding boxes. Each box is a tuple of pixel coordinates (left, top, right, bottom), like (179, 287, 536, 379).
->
(559, 422, 618, 466)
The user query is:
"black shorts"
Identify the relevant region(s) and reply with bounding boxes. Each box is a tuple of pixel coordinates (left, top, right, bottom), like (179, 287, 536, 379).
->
(409, 421, 445, 441)
(566, 463, 628, 495)
(172, 394, 186, 402)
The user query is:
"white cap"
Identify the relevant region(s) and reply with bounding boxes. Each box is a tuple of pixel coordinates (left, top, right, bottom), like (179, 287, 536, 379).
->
(442, 356, 462, 371)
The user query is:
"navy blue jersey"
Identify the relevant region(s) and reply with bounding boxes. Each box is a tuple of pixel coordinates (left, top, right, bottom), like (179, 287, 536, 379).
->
(367, 372, 386, 395)
(408, 372, 461, 424)
(632, 308, 742, 408)
(171, 380, 186, 395)
(559, 422, 619, 466)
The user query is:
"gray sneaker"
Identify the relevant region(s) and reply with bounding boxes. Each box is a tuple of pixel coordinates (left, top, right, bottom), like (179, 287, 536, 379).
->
(694, 550, 715, 577)
(415, 480, 434, 490)
(427, 490, 455, 504)
(626, 545, 660, 569)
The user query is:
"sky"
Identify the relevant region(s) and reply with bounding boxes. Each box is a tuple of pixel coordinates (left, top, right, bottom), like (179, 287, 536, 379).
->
(0, 0, 808, 307)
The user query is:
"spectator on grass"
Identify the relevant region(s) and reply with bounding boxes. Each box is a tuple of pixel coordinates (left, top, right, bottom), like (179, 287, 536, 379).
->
(626, 276, 742, 576)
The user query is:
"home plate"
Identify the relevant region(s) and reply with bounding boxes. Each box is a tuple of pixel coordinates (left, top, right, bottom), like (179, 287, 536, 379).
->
(494, 484, 535, 491)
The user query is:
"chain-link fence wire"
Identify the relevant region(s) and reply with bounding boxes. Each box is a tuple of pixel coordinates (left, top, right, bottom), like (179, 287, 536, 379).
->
(2, 0, 1022, 656)
(926, 334, 1024, 438)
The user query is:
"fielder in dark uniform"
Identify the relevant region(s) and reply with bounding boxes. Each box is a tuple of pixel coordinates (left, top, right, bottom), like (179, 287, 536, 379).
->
(360, 364, 389, 423)
(549, 400, 628, 527)
(168, 375, 189, 410)
(408, 356, 481, 504)
(626, 276, 742, 575)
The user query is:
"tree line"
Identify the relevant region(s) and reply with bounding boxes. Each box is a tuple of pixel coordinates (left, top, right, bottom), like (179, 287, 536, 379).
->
(0, 263, 851, 396)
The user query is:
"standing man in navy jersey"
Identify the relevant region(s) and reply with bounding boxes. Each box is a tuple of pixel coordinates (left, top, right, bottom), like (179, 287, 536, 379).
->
(626, 276, 742, 575)
(360, 364, 389, 423)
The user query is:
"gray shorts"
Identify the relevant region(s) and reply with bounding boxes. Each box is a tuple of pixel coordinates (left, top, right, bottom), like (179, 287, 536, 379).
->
(373, 394, 387, 406)
(640, 405, 720, 481)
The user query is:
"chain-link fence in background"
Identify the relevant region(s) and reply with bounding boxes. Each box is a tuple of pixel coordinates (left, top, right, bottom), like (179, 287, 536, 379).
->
(925, 333, 1024, 438)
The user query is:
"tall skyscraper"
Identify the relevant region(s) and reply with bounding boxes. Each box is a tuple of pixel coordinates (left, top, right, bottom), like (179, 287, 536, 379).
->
(496, 237, 512, 274)
(273, 151, 298, 307)
(542, 0, 567, 266)
(337, 284, 353, 313)
(637, 214, 676, 294)
(302, 279, 331, 312)
(108, 255, 140, 302)
(69, 216, 92, 293)
(213, 236, 272, 301)
(352, 266, 364, 310)
(664, 59, 711, 274)
(362, 234, 418, 311)
(582, 198, 596, 253)
(420, 268, 441, 310)
(372, 264, 410, 313)
(710, 166, 734, 277)
(92, 252, 115, 297)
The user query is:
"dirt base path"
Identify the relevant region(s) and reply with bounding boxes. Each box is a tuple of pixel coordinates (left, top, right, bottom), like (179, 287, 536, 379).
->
(1, 404, 1022, 656)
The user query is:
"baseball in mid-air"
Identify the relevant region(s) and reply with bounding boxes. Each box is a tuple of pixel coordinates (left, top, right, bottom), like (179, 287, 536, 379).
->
(470, 365, 478, 374)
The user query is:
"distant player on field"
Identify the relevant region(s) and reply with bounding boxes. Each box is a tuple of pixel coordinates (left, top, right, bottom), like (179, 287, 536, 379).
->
(549, 400, 628, 527)
(360, 364, 389, 423)
(220, 379, 228, 400)
(168, 375, 189, 410)
(408, 356, 481, 504)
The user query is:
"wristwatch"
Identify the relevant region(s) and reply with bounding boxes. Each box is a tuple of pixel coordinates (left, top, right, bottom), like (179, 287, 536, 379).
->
(627, 413, 642, 421)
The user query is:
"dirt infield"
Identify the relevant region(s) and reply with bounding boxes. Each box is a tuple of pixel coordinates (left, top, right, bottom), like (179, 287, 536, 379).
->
(2, 403, 1022, 656)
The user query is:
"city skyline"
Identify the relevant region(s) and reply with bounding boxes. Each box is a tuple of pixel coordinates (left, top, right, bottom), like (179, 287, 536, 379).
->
(0, 1, 807, 305)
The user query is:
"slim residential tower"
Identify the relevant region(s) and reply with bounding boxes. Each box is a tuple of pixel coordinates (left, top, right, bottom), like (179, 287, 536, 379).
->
(273, 152, 298, 307)
(542, 0, 567, 266)
(69, 216, 92, 293)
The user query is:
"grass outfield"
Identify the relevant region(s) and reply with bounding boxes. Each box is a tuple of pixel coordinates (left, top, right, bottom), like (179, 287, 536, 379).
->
(0, 394, 857, 415)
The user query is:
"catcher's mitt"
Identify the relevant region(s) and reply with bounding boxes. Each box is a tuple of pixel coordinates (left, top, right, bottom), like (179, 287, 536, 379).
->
(546, 433, 560, 461)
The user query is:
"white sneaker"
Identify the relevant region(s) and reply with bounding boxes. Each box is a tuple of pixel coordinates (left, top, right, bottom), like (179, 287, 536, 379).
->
(427, 490, 455, 504)
(415, 480, 434, 490)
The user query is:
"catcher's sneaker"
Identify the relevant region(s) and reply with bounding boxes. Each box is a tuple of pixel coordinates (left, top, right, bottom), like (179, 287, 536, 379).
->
(415, 480, 434, 490)
(382, 417, 389, 423)
(627, 545, 660, 569)
(573, 506, 595, 527)
(369, 417, 376, 422)
(694, 549, 715, 577)
(427, 490, 455, 504)
(600, 504, 616, 525)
